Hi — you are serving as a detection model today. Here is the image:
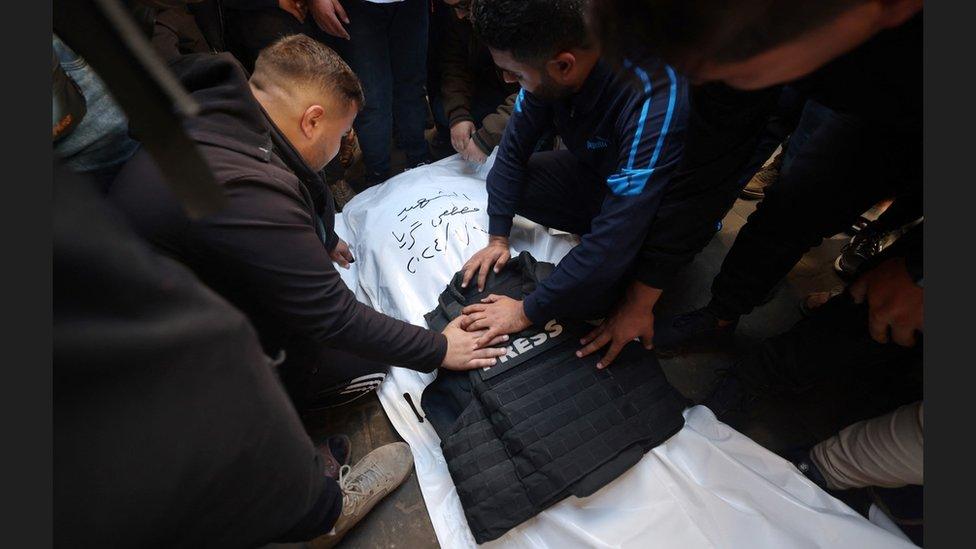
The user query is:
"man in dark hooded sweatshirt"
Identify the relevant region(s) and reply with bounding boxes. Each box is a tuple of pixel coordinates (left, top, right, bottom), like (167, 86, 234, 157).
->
(109, 35, 507, 411)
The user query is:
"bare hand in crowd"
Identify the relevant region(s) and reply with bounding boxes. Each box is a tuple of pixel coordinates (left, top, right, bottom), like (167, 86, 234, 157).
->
(578, 282, 662, 368)
(279, 0, 308, 22)
(450, 120, 476, 153)
(441, 316, 509, 370)
(460, 294, 532, 346)
(461, 236, 510, 291)
(310, 0, 350, 40)
(850, 257, 923, 347)
(329, 238, 355, 269)
(461, 138, 488, 164)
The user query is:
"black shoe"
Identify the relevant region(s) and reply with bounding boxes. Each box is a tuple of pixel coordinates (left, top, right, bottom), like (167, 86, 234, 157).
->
(781, 447, 830, 491)
(328, 434, 352, 466)
(317, 434, 353, 480)
(653, 308, 737, 357)
(834, 227, 901, 277)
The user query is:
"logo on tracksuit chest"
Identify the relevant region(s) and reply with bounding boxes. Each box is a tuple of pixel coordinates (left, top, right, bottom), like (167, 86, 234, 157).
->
(586, 136, 610, 150)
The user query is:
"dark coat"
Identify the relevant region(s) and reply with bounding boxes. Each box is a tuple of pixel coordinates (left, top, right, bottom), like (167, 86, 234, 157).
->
(438, 15, 520, 154)
(108, 53, 447, 384)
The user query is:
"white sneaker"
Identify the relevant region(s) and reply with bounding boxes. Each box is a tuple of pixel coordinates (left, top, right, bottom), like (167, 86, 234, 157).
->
(309, 442, 414, 548)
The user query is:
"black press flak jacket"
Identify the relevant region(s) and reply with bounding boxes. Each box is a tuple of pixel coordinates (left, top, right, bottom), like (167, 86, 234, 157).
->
(422, 253, 688, 543)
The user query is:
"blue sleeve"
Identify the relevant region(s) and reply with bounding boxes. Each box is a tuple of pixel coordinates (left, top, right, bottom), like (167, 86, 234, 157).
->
(523, 66, 688, 325)
(485, 88, 553, 237)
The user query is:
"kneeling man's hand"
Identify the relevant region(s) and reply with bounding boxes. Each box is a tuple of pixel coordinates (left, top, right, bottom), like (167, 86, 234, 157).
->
(461, 236, 510, 291)
(850, 256, 923, 347)
(578, 281, 661, 369)
(441, 316, 509, 371)
(460, 294, 531, 347)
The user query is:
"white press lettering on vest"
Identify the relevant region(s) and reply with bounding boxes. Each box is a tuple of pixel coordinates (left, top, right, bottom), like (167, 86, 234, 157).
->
(494, 320, 564, 365)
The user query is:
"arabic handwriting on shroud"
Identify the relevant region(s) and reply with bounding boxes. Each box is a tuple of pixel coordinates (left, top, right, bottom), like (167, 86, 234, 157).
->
(393, 189, 485, 275)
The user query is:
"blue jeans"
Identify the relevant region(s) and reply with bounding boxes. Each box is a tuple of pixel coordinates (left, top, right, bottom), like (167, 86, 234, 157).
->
(333, 0, 429, 183)
(53, 35, 139, 187)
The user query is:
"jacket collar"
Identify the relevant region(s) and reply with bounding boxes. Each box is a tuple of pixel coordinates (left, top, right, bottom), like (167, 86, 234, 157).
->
(569, 59, 613, 116)
(171, 53, 275, 163)
(264, 111, 331, 217)
(171, 53, 331, 215)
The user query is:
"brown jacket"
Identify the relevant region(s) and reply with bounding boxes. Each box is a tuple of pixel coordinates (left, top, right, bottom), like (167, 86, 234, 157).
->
(439, 16, 519, 154)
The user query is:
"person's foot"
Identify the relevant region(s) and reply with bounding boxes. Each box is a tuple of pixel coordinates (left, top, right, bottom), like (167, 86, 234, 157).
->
(653, 308, 738, 357)
(834, 227, 902, 277)
(309, 442, 415, 548)
(781, 447, 830, 491)
(329, 178, 357, 211)
(318, 434, 353, 480)
(740, 148, 784, 200)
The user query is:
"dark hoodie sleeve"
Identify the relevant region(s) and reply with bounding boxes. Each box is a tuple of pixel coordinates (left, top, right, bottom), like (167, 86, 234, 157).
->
(190, 176, 447, 372)
(523, 66, 688, 325)
(485, 88, 553, 237)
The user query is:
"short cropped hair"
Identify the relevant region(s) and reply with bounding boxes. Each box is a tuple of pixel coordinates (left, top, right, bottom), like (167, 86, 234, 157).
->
(471, 0, 590, 63)
(590, 0, 868, 71)
(254, 34, 364, 111)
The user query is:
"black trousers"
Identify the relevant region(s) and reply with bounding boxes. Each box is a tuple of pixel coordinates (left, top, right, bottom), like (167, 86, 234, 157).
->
(708, 100, 922, 320)
(276, 337, 391, 413)
(734, 293, 922, 444)
(510, 150, 620, 320)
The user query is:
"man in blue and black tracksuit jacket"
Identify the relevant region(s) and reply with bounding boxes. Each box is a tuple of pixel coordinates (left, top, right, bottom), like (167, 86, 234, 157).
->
(458, 0, 689, 367)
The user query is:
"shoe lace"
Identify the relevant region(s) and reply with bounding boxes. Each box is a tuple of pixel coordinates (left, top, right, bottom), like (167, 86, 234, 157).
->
(338, 462, 386, 502)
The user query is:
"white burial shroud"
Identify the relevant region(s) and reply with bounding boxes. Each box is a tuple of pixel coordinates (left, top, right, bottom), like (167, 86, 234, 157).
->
(332, 152, 916, 548)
